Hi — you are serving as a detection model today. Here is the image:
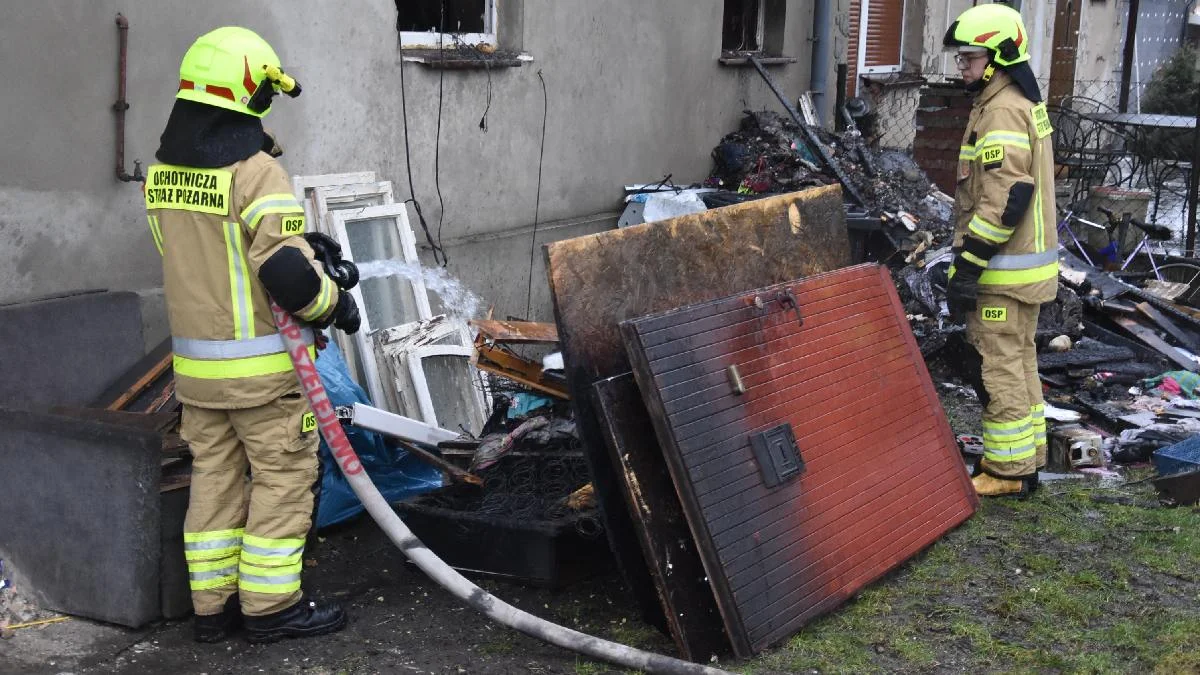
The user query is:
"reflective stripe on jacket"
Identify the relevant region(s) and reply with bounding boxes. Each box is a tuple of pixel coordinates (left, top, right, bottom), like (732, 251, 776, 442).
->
(145, 152, 333, 408)
(952, 70, 1059, 305)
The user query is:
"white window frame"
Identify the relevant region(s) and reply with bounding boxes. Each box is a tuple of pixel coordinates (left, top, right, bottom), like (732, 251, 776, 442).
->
(856, 0, 907, 76)
(313, 182, 396, 236)
(308, 182, 397, 390)
(406, 343, 489, 433)
(329, 204, 434, 408)
(399, 0, 498, 48)
(373, 317, 488, 433)
(292, 172, 378, 234)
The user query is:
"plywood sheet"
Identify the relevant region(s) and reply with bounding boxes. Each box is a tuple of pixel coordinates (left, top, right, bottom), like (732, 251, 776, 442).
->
(592, 374, 730, 661)
(547, 186, 850, 651)
(620, 264, 976, 656)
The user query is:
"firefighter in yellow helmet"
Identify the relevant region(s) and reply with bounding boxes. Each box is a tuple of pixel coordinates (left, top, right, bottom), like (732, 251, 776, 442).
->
(147, 27, 358, 642)
(943, 4, 1057, 497)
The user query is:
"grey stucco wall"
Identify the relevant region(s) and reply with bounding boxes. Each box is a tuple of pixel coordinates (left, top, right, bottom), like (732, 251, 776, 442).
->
(0, 1, 819, 340)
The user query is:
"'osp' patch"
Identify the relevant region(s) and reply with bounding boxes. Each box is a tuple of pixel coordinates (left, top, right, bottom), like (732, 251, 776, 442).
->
(981, 306, 1008, 322)
(979, 145, 1005, 170)
(301, 411, 317, 433)
(282, 216, 305, 235)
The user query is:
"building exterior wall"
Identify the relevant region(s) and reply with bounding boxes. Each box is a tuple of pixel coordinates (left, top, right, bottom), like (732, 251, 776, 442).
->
(917, 0, 1127, 86)
(1074, 0, 1124, 85)
(0, 1, 821, 345)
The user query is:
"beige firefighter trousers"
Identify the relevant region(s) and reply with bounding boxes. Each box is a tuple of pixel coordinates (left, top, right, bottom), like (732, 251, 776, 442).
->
(966, 293, 1048, 478)
(181, 392, 318, 616)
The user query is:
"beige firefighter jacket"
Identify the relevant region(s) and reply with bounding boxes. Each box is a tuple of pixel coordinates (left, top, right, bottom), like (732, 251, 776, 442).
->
(145, 152, 339, 409)
(952, 70, 1059, 305)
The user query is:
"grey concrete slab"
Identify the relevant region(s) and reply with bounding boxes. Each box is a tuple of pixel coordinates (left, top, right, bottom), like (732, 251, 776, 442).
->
(0, 290, 144, 409)
(0, 408, 162, 627)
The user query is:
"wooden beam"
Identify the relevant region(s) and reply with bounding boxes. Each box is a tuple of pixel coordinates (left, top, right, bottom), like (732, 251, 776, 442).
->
(92, 338, 172, 410)
(1136, 302, 1200, 353)
(1113, 316, 1198, 371)
(471, 319, 559, 344)
(389, 437, 483, 487)
(472, 336, 570, 399)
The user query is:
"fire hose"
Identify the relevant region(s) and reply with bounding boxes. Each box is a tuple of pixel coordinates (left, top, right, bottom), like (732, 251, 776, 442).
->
(271, 302, 731, 675)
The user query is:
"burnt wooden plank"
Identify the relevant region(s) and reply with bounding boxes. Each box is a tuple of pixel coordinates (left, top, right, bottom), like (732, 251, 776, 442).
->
(702, 422, 942, 546)
(675, 352, 915, 450)
(633, 261, 878, 336)
(679, 373, 923, 491)
(470, 319, 559, 344)
(1114, 316, 1198, 372)
(1135, 302, 1200, 353)
(700, 417, 939, 533)
(643, 290, 888, 369)
(638, 276, 883, 354)
(651, 299, 895, 387)
(723, 437, 948, 587)
(691, 383, 931, 489)
(636, 277, 878, 353)
(591, 374, 731, 661)
(742, 488, 968, 627)
(659, 325, 899, 415)
(707, 401, 935, 531)
(620, 264, 976, 656)
(547, 185, 851, 655)
(91, 337, 174, 412)
(751, 496, 971, 647)
(664, 330, 909, 426)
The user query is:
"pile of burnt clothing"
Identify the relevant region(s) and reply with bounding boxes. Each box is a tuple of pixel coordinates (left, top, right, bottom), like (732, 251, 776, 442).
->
(707, 110, 952, 234)
(709, 110, 831, 194)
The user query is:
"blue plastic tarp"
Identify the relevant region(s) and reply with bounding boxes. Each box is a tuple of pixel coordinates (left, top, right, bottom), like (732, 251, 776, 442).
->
(313, 335, 444, 529)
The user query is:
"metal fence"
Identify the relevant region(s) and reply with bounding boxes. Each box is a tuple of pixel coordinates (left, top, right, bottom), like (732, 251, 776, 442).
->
(861, 73, 1199, 264)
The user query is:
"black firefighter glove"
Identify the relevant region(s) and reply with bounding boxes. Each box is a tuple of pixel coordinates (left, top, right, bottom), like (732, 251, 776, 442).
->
(946, 255, 984, 323)
(313, 290, 360, 335)
(304, 232, 360, 291)
(329, 291, 361, 335)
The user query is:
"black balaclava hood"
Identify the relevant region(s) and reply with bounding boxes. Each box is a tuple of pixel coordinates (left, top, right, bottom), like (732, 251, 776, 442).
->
(156, 99, 265, 168)
(1006, 61, 1043, 103)
(973, 61, 1043, 103)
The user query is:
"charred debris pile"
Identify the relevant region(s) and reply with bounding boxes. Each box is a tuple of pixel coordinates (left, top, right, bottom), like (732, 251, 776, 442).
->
(701, 109, 1200, 492)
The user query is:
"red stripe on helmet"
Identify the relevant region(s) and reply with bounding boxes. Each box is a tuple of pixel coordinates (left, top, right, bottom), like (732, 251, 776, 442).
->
(204, 85, 236, 101)
(973, 30, 1000, 43)
(1014, 24, 1024, 48)
(243, 56, 258, 96)
(178, 79, 194, 91)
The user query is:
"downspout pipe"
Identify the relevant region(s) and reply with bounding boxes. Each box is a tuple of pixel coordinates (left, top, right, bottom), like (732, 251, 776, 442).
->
(271, 303, 732, 675)
(810, 0, 833, 126)
(114, 13, 143, 183)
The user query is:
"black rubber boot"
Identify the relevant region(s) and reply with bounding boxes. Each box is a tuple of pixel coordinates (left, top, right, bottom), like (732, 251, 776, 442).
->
(244, 599, 347, 644)
(194, 594, 242, 643)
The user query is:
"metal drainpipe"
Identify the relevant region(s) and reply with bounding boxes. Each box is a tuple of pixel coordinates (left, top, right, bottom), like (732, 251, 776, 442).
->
(114, 13, 143, 183)
(809, 0, 833, 126)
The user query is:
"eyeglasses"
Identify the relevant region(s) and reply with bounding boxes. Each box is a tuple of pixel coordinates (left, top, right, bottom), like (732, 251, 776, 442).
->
(954, 53, 988, 68)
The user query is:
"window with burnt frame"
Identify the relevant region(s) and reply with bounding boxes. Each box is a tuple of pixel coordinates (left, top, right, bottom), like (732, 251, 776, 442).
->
(396, 0, 497, 47)
(721, 0, 785, 56)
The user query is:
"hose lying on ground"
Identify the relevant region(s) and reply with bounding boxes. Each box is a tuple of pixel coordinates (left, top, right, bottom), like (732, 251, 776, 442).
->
(272, 303, 731, 675)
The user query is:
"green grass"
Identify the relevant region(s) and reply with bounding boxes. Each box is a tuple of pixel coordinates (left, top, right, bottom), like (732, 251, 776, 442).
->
(743, 473, 1200, 674)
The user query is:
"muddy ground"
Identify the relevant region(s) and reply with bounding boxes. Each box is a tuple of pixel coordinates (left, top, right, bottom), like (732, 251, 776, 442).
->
(2, 388, 1198, 674)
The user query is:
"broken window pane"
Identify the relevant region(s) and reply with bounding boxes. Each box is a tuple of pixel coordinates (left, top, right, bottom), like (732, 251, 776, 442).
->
(344, 217, 422, 330)
(397, 0, 487, 34)
(722, 0, 761, 52)
(422, 354, 480, 433)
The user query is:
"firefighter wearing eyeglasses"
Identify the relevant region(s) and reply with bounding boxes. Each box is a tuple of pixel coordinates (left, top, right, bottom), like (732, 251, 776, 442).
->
(943, 4, 1058, 497)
